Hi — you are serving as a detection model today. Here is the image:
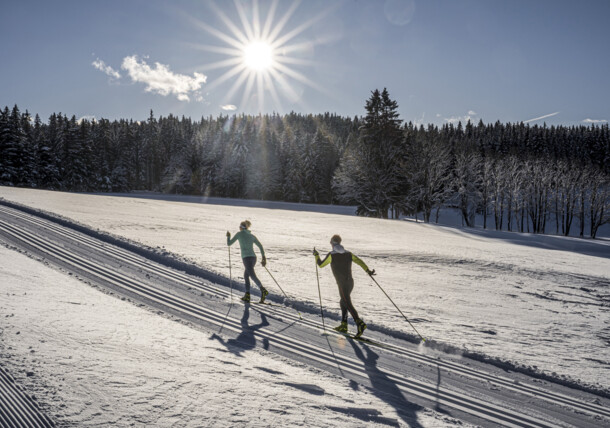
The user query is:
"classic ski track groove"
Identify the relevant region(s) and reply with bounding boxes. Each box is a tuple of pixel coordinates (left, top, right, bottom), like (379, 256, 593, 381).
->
(0, 366, 54, 427)
(0, 204, 606, 427)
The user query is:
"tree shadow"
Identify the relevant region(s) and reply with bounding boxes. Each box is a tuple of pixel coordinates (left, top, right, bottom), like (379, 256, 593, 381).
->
(348, 339, 424, 428)
(211, 303, 269, 356)
(432, 222, 610, 259)
(97, 191, 357, 216)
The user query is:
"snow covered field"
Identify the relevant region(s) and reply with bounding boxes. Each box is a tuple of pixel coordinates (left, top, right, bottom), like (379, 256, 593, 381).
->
(1, 245, 466, 427)
(1, 187, 608, 397)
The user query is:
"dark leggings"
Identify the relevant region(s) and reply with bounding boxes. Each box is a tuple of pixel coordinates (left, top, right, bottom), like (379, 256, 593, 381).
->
(337, 278, 359, 323)
(243, 256, 263, 293)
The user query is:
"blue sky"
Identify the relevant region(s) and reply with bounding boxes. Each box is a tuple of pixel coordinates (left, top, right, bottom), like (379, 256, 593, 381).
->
(1, 0, 609, 126)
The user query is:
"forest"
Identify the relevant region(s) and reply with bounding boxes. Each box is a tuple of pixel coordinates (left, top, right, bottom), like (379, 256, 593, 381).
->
(1, 89, 608, 237)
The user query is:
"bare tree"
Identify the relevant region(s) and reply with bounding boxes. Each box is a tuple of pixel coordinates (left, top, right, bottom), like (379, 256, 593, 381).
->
(400, 128, 452, 222)
(504, 156, 525, 232)
(454, 151, 482, 227)
(490, 159, 505, 230)
(525, 159, 552, 234)
(479, 156, 495, 229)
(587, 166, 610, 238)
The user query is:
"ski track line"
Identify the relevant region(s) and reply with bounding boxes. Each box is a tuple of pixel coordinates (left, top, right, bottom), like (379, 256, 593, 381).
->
(0, 366, 55, 428)
(0, 220, 557, 428)
(0, 204, 604, 424)
(0, 205, 607, 426)
(1, 204, 608, 420)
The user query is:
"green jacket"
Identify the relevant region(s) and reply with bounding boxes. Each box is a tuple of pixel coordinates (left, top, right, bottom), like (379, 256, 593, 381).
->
(227, 230, 265, 259)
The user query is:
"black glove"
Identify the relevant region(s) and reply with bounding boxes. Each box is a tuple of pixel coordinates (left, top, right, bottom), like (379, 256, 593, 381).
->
(366, 269, 376, 276)
(312, 248, 319, 257)
(261, 256, 267, 267)
(226, 231, 230, 238)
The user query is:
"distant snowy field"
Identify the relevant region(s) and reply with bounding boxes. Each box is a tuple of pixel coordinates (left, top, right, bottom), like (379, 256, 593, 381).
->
(1, 187, 608, 394)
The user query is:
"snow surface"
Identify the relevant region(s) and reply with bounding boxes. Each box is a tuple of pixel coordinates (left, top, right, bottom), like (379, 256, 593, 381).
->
(1, 187, 608, 394)
(0, 245, 463, 427)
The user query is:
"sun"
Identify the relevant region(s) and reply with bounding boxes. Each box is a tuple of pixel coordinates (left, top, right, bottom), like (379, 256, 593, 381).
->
(189, 1, 331, 113)
(243, 41, 273, 71)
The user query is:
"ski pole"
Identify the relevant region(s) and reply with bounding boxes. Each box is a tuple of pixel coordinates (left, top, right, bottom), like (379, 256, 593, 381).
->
(314, 248, 326, 332)
(228, 245, 233, 302)
(369, 275, 426, 343)
(263, 265, 303, 320)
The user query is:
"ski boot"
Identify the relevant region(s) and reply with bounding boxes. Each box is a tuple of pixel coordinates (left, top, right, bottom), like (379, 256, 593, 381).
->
(355, 319, 367, 338)
(259, 287, 269, 304)
(241, 292, 251, 302)
(333, 321, 348, 333)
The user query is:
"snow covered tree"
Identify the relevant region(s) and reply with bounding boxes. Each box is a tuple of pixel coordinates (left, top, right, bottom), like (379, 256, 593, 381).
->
(452, 151, 482, 227)
(525, 159, 552, 234)
(260, 126, 283, 200)
(401, 124, 452, 222)
(586, 166, 610, 238)
(301, 129, 336, 203)
(503, 156, 525, 232)
(334, 88, 403, 218)
(479, 156, 495, 229)
(281, 127, 306, 202)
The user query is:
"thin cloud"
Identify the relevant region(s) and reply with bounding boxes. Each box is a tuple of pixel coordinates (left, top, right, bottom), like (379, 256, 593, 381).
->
(444, 110, 477, 124)
(523, 111, 559, 123)
(92, 58, 121, 79)
(121, 55, 207, 102)
(222, 104, 237, 111)
(582, 118, 607, 124)
(413, 112, 426, 126)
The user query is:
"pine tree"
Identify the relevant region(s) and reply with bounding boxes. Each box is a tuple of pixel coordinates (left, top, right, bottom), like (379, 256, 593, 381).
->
(334, 88, 403, 218)
(61, 115, 88, 191)
(0, 106, 12, 184)
(0, 106, 29, 185)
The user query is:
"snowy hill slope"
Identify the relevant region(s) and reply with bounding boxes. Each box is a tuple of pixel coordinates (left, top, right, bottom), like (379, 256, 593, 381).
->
(0, 187, 608, 393)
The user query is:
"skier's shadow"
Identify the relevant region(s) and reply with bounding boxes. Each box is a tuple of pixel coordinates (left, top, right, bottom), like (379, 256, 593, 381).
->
(211, 303, 269, 356)
(348, 340, 424, 428)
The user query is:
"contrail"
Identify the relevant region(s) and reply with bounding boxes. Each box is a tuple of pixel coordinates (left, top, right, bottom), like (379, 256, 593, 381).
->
(523, 111, 559, 123)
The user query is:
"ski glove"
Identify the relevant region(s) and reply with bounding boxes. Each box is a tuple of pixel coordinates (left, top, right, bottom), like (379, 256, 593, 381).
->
(312, 249, 319, 257)
(366, 269, 376, 276)
(226, 231, 231, 238)
(261, 256, 267, 267)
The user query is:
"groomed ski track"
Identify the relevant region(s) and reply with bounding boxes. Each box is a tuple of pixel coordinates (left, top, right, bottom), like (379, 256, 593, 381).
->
(0, 202, 608, 428)
(0, 366, 55, 428)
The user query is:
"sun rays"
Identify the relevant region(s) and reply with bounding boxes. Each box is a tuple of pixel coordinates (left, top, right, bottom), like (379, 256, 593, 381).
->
(189, 0, 331, 113)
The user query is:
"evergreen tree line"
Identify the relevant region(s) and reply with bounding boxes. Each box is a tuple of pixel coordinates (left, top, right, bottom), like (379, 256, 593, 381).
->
(334, 89, 609, 238)
(1, 92, 608, 237)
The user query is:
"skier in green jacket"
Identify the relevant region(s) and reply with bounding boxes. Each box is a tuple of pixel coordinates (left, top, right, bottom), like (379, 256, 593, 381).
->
(313, 234, 375, 338)
(227, 220, 268, 303)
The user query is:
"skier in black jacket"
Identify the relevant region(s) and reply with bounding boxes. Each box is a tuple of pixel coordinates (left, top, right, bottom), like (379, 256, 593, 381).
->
(313, 234, 375, 338)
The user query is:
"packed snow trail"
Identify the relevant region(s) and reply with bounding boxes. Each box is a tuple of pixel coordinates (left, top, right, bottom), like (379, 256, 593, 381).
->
(0, 203, 608, 427)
